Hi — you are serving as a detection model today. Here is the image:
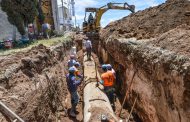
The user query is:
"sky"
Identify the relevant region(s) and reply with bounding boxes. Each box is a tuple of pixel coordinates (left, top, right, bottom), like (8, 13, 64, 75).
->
(57, 0, 166, 27)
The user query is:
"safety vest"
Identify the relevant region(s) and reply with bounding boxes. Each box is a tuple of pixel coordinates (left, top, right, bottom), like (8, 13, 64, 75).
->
(101, 71, 114, 87)
(71, 66, 81, 79)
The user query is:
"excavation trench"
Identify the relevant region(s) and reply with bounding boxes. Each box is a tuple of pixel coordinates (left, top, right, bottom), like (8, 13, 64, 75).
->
(85, 36, 190, 122)
(82, 53, 118, 122)
(1, 30, 190, 122)
(0, 38, 78, 121)
(0, 36, 118, 122)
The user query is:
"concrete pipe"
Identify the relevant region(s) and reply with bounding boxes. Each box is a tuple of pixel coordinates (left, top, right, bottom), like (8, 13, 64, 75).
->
(83, 55, 118, 122)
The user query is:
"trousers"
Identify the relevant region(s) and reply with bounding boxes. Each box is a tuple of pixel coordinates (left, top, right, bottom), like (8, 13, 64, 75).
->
(104, 86, 115, 111)
(86, 47, 92, 60)
(70, 91, 79, 111)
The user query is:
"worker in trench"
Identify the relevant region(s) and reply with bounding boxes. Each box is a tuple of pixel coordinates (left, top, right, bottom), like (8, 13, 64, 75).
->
(68, 55, 76, 68)
(84, 37, 92, 61)
(96, 64, 116, 111)
(66, 67, 82, 117)
(106, 64, 116, 78)
(72, 62, 83, 79)
(42, 22, 51, 39)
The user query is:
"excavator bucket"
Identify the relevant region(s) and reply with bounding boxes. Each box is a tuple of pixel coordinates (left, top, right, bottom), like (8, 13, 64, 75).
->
(85, 8, 98, 12)
(129, 5, 135, 13)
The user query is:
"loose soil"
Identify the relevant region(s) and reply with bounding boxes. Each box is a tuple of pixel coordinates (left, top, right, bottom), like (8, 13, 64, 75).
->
(100, 0, 190, 56)
(0, 41, 83, 121)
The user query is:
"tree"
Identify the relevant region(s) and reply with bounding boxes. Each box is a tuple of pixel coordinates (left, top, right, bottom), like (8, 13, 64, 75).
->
(1, 0, 38, 36)
(37, 0, 45, 25)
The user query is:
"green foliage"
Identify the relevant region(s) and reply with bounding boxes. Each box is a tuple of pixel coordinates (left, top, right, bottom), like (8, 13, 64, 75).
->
(1, 0, 38, 35)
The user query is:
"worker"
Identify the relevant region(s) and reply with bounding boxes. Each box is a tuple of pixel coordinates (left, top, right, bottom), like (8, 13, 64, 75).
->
(66, 67, 82, 117)
(106, 64, 116, 78)
(28, 24, 35, 40)
(70, 46, 77, 59)
(88, 13, 94, 24)
(97, 64, 116, 111)
(42, 23, 51, 39)
(68, 55, 76, 68)
(72, 62, 83, 78)
(84, 38, 92, 60)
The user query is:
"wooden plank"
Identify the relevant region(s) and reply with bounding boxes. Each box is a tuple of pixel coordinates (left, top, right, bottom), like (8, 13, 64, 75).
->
(0, 101, 25, 122)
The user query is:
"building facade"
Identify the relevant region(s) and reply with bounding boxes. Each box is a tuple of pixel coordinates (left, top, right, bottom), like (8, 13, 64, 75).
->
(58, 0, 75, 31)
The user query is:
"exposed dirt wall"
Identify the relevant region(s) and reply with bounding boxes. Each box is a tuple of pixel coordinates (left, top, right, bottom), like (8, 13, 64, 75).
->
(96, 1, 190, 121)
(97, 37, 190, 122)
(0, 39, 74, 121)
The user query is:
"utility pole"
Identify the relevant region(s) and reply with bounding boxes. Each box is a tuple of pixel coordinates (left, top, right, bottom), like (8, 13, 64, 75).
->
(71, 0, 76, 27)
(61, 0, 65, 31)
(75, 16, 77, 27)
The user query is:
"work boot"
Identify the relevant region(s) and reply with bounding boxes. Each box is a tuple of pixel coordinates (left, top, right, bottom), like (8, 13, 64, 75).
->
(69, 110, 76, 117)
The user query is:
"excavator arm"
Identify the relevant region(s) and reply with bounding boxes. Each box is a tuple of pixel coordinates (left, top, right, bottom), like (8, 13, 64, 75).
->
(95, 2, 135, 29)
(83, 2, 135, 33)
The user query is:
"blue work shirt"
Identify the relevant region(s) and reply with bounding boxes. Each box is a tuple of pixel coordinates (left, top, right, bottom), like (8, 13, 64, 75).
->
(66, 74, 81, 92)
(68, 59, 76, 68)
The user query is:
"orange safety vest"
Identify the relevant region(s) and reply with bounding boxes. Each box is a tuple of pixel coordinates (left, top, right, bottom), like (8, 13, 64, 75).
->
(72, 66, 80, 76)
(101, 71, 114, 87)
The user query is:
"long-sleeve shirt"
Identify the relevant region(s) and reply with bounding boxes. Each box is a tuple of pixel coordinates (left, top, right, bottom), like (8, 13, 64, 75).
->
(72, 66, 83, 78)
(68, 59, 76, 68)
(66, 74, 81, 92)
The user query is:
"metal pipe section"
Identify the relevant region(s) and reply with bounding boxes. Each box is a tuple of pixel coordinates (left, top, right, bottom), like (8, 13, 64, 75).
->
(83, 55, 118, 122)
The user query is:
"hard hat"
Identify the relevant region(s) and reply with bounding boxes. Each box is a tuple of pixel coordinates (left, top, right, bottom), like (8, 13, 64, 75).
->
(69, 67, 75, 73)
(101, 64, 107, 71)
(70, 55, 75, 59)
(106, 64, 112, 70)
(74, 62, 80, 67)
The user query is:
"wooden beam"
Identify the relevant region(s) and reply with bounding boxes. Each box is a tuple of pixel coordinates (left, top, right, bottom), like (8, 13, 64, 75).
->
(0, 101, 25, 122)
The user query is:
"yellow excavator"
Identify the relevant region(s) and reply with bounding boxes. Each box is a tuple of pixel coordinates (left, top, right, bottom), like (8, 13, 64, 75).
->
(82, 2, 135, 34)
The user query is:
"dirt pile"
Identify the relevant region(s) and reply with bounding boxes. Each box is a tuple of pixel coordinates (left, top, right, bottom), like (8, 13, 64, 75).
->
(147, 25, 190, 57)
(101, 0, 190, 40)
(0, 40, 73, 121)
(74, 34, 86, 51)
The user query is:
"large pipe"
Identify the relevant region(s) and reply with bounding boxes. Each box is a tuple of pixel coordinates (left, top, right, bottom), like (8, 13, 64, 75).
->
(83, 55, 118, 122)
